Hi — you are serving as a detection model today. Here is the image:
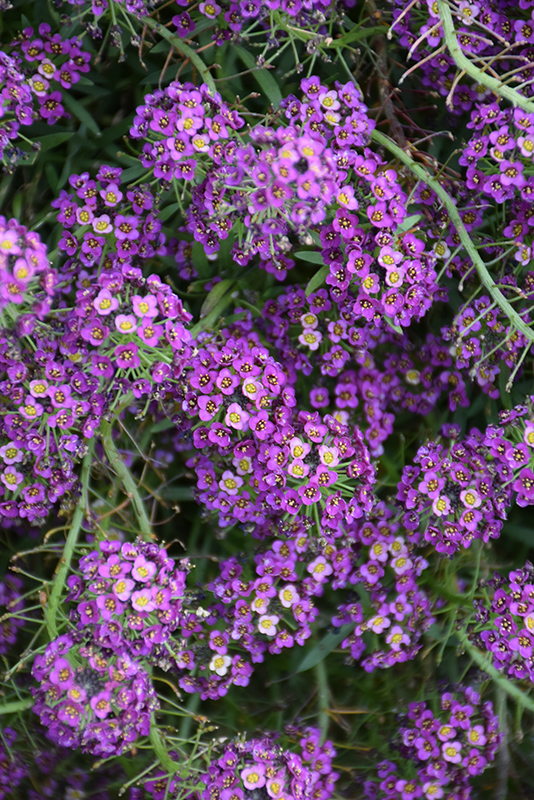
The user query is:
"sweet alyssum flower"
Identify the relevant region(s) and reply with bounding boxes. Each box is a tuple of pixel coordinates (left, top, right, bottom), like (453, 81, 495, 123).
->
(363, 686, 500, 799)
(67, 539, 189, 666)
(31, 632, 159, 756)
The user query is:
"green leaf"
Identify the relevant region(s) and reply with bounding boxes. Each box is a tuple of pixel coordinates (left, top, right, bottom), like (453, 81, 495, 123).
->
(120, 165, 147, 182)
(305, 264, 329, 297)
(151, 419, 176, 433)
(163, 486, 194, 501)
(296, 624, 355, 673)
(45, 162, 59, 194)
(141, 18, 216, 95)
(158, 202, 182, 222)
(397, 213, 422, 232)
(191, 280, 236, 337)
(384, 317, 403, 335)
(192, 241, 211, 280)
(295, 251, 325, 264)
(234, 46, 282, 108)
(334, 24, 384, 47)
(200, 279, 235, 318)
(11, 192, 22, 220)
(38, 132, 73, 152)
(63, 94, 100, 136)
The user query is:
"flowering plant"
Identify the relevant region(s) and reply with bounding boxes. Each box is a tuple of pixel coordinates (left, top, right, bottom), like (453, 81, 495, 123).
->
(4, 1, 534, 798)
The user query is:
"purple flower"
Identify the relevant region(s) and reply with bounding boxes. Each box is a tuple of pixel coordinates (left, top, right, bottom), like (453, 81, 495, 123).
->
(114, 343, 140, 370)
(131, 588, 156, 612)
(241, 765, 266, 790)
(93, 289, 119, 315)
(442, 740, 462, 763)
(132, 555, 157, 583)
(99, 183, 123, 206)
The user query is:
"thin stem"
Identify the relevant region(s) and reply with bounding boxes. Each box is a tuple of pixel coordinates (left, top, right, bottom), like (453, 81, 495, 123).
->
(140, 17, 216, 94)
(0, 698, 33, 715)
(44, 446, 92, 639)
(315, 659, 330, 744)
(99, 392, 154, 541)
(456, 629, 534, 714)
(149, 715, 184, 776)
(437, 0, 534, 114)
(370, 129, 534, 345)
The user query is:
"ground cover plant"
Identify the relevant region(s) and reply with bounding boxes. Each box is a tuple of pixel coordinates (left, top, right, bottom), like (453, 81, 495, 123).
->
(3, 0, 534, 797)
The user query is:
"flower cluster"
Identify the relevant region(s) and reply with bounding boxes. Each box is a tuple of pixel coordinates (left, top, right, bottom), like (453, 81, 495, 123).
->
(130, 79, 244, 185)
(443, 286, 534, 400)
(31, 631, 159, 755)
(1, 25, 91, 170)
(171, 543, 324, 699)
(0, 215, 55, 317)
(185, 76, 374, 276)
(363, 687, 501, 800)
(483, 400, 534, 509)
(67, 538, 189, 665)
(53, 165, 167, 273)
(0, 186, 192, 523)
(391, 0, 534, 114)
(178, 327, 375, 535)
(332, 505, 435, 672)
(0, 728, 27, 800)
(435, 100, 534, 394)
(397, 425, 512, 555)
(0, 573, 24, 655)
(172, 0, 351, 53)
(311, 204, 441, 330)
(260, 286, 466, 455)
(470, 560, 534, 683)
(144, 727, 338, 800)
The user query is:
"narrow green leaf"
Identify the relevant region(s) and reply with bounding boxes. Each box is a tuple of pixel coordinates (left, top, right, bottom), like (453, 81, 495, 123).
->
(200, 279, 235, 318)
(191, 280, 236, 337)
(295, 250, 325, 264)
(120, 165, 147, 182)
(63, 94, 100, 136)
(151, 419, 176, 433)
(397, 213, 422, 233)
(296, 624, 355, 673)
(45, 162, 59, 194)
(158, 202, 182, 222)
(384, 317, 403, 335)
(192, 241, 211, 279)
(0, 698, 33, 715)
(12, 192, 22, 220)
(38, 132, 73, 152)
(164, 486, 194, 501)
(305, 264, 329, 296)
(334, 25, 385, 47)
(234, 46, 282, 108)
(141, 18, 216, 95)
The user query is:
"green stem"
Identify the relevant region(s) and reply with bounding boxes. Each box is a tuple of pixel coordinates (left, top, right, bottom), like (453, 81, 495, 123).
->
(149, 716, 184, 776)
(456, 629, 534, 713)
(179, 692, 200, 742)
(370, 128, 534, 345)
(0, 698, 33, 715)
(100, 399, 154, 542)
(437, 0, 534, 114)
(315, 659, 330, 744)
(44, 446, 92, 639)
(140, 17, 216, 94)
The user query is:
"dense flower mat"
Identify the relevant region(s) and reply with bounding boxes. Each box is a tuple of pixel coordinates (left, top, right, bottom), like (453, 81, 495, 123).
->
(3, 0, 534, 797)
